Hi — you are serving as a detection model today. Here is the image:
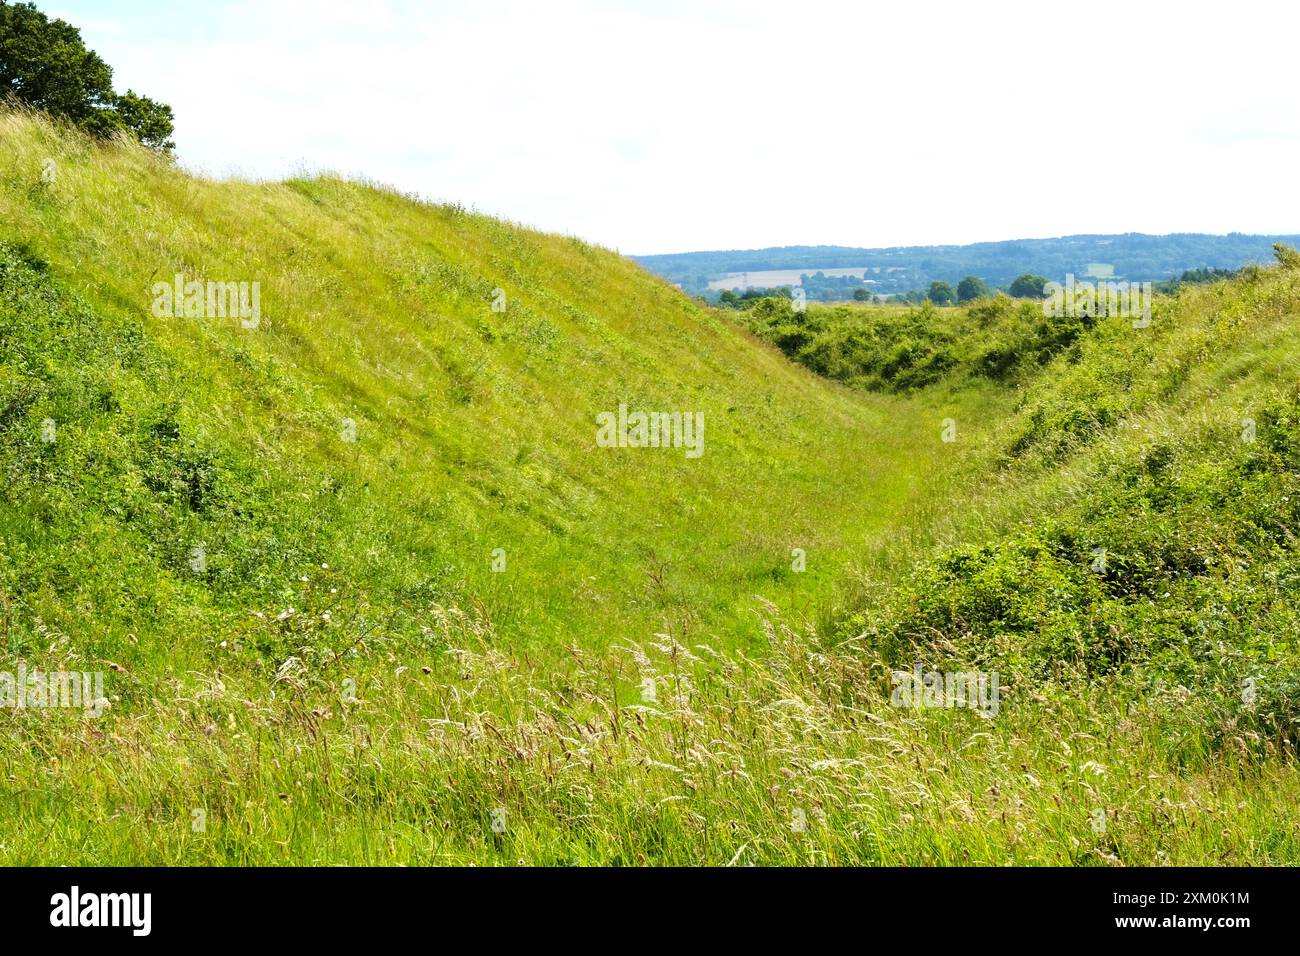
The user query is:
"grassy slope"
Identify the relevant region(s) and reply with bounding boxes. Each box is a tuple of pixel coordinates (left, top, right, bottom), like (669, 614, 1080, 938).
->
(0, 111, 986, 862)
(0, 111, 1297, 864)
(0, 109, 974, 665)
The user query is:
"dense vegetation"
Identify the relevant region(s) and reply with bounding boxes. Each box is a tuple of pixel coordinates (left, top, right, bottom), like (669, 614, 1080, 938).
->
(845, 255, 1300, 761)
(739, 294, 1099, 392)
(1, 110, 1297, 865)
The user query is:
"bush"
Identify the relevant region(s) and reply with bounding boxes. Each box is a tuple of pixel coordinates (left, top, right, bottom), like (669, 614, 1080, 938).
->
(740, 293, 1095, 393)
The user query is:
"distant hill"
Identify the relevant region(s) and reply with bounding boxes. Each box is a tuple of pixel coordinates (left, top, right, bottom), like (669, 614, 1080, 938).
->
(634, 233, 1300, 299)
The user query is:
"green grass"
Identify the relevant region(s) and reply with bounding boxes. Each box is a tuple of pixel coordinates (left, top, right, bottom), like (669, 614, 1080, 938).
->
(0, 108, 1297, 865)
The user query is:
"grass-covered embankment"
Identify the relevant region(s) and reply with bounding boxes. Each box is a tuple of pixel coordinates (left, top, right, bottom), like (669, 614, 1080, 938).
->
(0, 108, 1297, 864)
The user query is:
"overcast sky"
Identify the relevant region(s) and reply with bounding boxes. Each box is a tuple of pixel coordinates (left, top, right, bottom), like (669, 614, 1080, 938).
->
(48, 0, 1300, 254)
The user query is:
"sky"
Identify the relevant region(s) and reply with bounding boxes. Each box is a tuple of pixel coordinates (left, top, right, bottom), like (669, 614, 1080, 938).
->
(47, 0, 1300, 254)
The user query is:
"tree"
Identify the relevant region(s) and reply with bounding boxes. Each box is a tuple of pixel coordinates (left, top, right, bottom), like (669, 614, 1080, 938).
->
(852, 287, 871, 301)
(113, 89, 175, 152)
(1008, 274, 1050, 299)
(0, 2, 174, 151)
(957, 275, 989, 303)
(927, 281, 955, 306)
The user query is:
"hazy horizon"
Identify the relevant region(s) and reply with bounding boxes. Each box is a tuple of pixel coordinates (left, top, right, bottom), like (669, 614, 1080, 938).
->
(635, 229, 1300, 258)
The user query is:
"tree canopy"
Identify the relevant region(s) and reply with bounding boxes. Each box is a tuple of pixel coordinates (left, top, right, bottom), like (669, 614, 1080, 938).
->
(926, 280, 955, 305)
(957, 275, 990, 303)
(0, 1, 174, 151)
(1008, 273, 1050, 299)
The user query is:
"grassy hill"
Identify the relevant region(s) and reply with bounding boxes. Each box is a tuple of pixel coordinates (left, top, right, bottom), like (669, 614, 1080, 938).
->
(1, 109, 1297, 864)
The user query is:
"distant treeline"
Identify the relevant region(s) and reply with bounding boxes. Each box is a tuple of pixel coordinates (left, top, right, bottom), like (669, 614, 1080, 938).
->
(718, 265, 1244, 311)
(636, 233, 1299, 302)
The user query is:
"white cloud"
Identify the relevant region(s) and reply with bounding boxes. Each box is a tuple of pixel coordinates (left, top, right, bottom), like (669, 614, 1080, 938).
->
(50, 0, 1300, 252)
